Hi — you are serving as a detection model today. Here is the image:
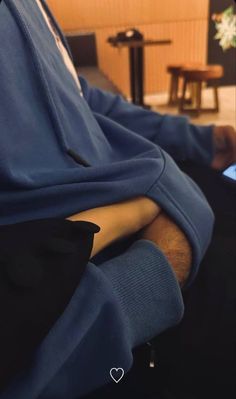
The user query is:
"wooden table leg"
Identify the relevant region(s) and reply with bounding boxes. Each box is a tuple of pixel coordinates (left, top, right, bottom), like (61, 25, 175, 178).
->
(179, 78, 188, 113)
(213, 84, 219, 112)
(196, 81, 202, 116)
(168, 74, 175, 105)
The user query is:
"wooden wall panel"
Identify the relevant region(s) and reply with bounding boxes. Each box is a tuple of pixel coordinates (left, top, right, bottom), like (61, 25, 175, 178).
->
(47, 0, 209, 30)
(47, 0, 209, 96)
(95, 20, 208, 95)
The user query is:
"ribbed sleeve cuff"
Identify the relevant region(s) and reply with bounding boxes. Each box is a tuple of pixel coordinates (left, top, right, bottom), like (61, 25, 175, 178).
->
(188, 123, 215, 166)
(100, 239, 184, 347)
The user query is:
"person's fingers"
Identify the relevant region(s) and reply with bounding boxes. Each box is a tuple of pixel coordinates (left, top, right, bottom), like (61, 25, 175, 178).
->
(211, 126, 236, 170)
(225, 127, 236, 163)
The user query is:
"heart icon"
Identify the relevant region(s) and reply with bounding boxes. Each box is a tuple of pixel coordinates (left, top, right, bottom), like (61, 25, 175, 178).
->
(110, 367, 124, 383)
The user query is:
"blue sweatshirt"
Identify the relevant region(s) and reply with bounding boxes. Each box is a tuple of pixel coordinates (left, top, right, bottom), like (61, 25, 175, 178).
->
(0, 1, 214, 398)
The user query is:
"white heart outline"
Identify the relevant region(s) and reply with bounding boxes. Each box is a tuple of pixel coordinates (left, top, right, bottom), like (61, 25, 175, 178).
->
(109, 367, 124, 383)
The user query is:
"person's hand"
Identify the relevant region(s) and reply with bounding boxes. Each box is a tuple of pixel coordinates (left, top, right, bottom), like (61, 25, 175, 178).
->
(211, 125, 236, 170)
(67, 196, 161, 258)
(140, 212, 192, 287)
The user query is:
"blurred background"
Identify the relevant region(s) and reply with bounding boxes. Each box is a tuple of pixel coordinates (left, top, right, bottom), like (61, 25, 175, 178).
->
(47, 0, 236, 126)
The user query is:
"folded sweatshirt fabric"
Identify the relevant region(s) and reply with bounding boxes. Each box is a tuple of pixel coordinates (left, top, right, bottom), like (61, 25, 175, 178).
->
(0, 1, 214, 397)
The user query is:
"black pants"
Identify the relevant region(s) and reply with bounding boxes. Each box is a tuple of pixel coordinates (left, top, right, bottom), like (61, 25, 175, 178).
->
(83, 163, 236, 399)
(153, 163, 236, 399)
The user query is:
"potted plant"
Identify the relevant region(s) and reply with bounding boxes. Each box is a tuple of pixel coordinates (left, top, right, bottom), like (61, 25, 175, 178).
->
(212, 6, 236, 51)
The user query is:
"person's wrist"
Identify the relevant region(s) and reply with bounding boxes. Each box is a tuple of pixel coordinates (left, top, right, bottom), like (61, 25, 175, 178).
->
(133, 197, 161, 230)
(113, 196, 160, 238)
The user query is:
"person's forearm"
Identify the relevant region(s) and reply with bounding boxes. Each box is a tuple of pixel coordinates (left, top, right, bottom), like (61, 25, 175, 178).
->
(154, 227, 192, 287)
(141, 212, 192, 287)
(67, 197, 161, 258)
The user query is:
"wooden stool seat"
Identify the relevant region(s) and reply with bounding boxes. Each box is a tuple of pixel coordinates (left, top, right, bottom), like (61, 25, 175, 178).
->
(180, 65, 223, 81)
(179, 64, 224, 116)
(167, 65, 183, 74)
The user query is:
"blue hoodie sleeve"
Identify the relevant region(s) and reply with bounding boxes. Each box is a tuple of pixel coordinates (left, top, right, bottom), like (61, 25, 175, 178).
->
(79, 76, 214, 166)
(1, 240, 183, 399)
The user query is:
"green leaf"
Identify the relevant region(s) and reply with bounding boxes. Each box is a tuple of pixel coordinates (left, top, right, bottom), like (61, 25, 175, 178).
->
(223, 6, 234, 18)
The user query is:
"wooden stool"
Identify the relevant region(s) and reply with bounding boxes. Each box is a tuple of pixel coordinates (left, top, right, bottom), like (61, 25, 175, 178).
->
(167, 63, 203, 106)
(179, 65, 224, 116)
(167, 65, 183, 105)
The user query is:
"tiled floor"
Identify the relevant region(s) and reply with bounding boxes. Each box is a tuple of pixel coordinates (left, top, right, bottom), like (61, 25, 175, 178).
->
(146, 86, 236, 128)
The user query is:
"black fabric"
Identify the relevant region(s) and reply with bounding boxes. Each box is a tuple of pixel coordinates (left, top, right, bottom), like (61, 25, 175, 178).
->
(152, 163, 236, 399)
(0, 218, 100, 393)
(83, 163, 236, 399)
